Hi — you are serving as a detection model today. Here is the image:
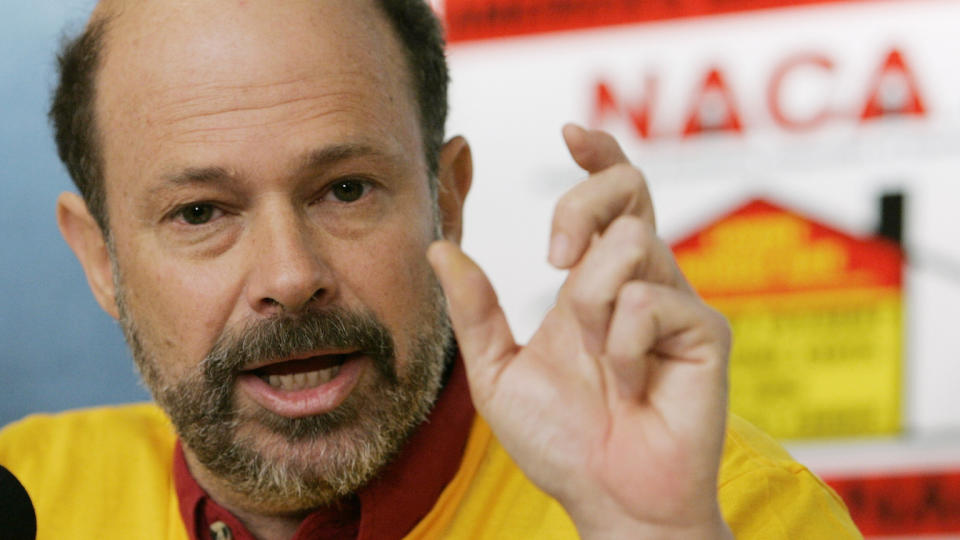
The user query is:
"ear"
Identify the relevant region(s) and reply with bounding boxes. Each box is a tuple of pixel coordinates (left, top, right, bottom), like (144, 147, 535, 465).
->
(436, 135, 473, 244)
(57, 192, 120, 320)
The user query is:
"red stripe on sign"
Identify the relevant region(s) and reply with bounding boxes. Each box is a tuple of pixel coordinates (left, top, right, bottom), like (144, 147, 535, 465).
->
(825, 470, 960, 536)
(445, 0, 879, 42)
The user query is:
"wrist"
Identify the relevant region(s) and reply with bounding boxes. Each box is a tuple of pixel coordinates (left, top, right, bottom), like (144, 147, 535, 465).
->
(579, 520, 733, 540)
(568, 501, 732, 540)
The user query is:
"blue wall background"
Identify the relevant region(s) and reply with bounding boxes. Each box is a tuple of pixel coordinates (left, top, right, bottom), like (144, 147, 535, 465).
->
(0, 2, 149, 426)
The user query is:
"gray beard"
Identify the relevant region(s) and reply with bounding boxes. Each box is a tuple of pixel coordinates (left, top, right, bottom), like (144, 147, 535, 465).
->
(116, 277, 453, 512)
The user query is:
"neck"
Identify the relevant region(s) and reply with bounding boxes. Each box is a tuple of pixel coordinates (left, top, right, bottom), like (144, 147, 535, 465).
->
(182, 449, 312, 540)
(224, 512, 302, 540)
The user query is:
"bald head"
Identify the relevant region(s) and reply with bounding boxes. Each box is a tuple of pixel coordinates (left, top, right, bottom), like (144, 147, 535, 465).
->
(51, 0, 449, 233)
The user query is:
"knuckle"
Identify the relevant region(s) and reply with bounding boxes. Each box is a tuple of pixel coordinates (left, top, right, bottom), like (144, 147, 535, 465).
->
(608, 162, 634, 177)
(607, 216, 657, 271)
(620, 243, 647, 275)
(610, 162, 647, 186)
(618, 281, 656, 311)
(565, 274, 614, 328)
(610, 214, 652, 245)
(712, 309, 733, 344)
(570, 286, 607, 320)
(701, 303, 733, 350)
(554, 192, 588, 223)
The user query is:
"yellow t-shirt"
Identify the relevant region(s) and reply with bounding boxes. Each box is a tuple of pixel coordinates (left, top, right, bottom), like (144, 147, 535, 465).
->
(0, 404, 862, 538)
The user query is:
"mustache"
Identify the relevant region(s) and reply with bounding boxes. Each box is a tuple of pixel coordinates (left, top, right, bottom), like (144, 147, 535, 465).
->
(201, 306, 397, 386)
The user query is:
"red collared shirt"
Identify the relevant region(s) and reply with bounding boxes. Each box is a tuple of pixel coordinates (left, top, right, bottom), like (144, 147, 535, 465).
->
(173, 358, 475, 540)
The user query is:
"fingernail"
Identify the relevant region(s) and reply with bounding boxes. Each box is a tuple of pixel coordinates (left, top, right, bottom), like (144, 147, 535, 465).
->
(549, 233, 570, 267)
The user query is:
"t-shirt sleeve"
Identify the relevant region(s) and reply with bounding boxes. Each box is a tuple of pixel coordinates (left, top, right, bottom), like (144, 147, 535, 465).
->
(718, 415, 864, 539)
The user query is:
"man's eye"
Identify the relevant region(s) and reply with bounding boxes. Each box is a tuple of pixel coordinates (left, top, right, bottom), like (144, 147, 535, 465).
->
(327, 180, 369, 203)
(176, 203, 218, 225)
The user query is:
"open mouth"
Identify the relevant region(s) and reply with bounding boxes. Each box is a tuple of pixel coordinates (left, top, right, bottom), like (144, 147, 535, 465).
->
(237, 350, 368, 417)
(248, 353, 354, 392)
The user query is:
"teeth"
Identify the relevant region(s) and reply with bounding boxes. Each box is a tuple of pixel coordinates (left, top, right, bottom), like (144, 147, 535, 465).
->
(264, 365, 341, 391)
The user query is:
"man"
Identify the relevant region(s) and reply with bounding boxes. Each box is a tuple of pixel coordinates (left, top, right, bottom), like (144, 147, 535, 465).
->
(0, 1, 861, 538)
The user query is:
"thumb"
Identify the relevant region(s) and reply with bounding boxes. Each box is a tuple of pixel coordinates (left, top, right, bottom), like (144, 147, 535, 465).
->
(427, 240, 518, 392)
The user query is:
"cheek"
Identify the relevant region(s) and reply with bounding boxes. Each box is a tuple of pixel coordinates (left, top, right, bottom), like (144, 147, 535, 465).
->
(119, 247, 239, 376)
(334, 222, 439, 348)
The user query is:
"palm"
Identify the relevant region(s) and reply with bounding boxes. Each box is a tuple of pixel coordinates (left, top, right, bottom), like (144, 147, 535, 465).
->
(470, 297, 727, 529)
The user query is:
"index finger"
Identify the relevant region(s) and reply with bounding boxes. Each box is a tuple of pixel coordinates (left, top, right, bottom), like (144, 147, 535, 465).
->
(562, 124, 631, 172)
(550, 126, 655, 268)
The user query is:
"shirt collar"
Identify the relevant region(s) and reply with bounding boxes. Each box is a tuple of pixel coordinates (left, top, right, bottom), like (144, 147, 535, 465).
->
(173, 354, 475, 540)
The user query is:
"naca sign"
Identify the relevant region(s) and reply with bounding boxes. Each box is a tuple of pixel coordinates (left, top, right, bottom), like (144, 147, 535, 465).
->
(672, 199, 903, 439)
(592, 47, 926, 139)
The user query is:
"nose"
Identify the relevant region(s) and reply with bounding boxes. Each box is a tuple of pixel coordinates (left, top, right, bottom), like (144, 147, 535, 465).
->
(245, 205, 334, 315)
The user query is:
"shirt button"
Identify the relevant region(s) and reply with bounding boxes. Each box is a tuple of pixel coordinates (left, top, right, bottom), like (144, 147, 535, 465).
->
(210, 521, 233, 540)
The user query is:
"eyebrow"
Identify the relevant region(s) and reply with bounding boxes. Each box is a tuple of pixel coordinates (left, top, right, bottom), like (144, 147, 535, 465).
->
(151, 143, 384, 195)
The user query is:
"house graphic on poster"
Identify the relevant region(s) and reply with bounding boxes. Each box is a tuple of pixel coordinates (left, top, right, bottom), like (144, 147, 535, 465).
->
(671, 198, 904, 439)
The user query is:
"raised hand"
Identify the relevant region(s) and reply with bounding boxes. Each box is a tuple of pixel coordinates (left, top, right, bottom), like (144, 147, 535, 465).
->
(428, 125, 733, 539)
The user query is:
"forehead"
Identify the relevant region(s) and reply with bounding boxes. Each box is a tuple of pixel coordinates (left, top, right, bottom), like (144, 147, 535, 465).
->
(94, 0, 419, 180)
